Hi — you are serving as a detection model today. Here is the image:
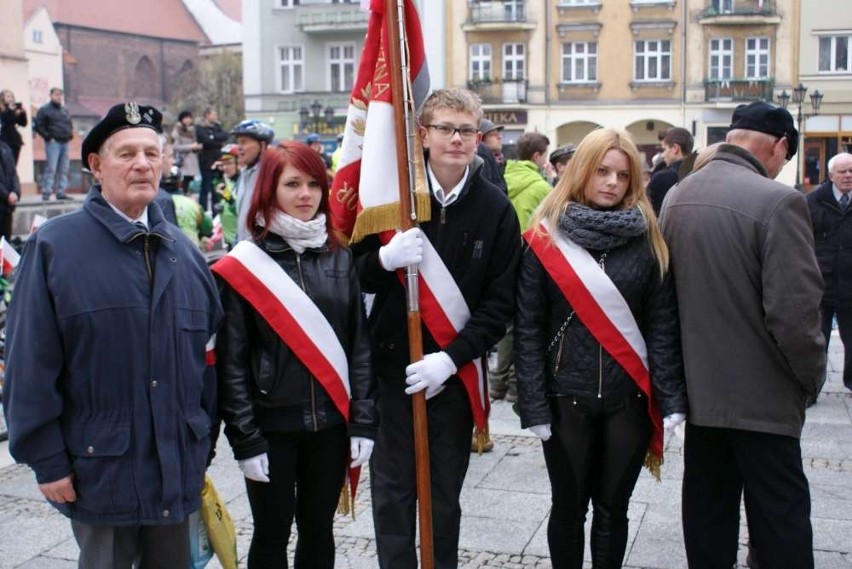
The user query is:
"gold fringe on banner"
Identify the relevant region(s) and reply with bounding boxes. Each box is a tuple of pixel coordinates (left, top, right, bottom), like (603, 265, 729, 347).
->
(473, 420, 491, 456)
(349, 192, 432, 245)
(336, 477, 355, 519)
(644, 450, 662, 482)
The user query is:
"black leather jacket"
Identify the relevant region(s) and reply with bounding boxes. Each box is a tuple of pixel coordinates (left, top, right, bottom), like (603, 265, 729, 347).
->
(515, 234, 687, 428)
(215, 234, 377, 460)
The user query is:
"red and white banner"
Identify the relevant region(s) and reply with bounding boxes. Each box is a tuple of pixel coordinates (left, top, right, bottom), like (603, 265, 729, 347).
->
(0, 237, 20, 277)
(211, 241, 351, 420)
(524, 222, 663, 466)
(30, 214, 47, 235)
(329, 0, 430, 244)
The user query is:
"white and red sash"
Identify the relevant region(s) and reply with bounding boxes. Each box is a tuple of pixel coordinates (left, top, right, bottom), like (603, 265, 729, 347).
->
(211, 241, 351, 421)
(381, 232, 489, 432)
(524, 222, 663, 466)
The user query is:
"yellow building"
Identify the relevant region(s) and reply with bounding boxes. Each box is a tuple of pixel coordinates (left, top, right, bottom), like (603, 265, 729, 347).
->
(447, 0, 801, 180)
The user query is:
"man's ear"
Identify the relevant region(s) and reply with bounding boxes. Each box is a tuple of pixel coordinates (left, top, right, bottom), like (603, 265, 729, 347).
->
(419, 125, 430, 148)
(88, 154, 101, 181)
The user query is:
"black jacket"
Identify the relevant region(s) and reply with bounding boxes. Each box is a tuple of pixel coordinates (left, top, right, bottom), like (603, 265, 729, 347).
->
(353, 156, 522, 379)
(477, 142, 508, 194)
(215, 234, 377, 460)
(195, 120, 229, 168)
(0, 106, 27, 150)
(515, 234, 687, 428)
(646, 160, 681, 215)
(807, 180, 852, 306)
(35, 101, 73, 142)
(0, 141, 20, 212)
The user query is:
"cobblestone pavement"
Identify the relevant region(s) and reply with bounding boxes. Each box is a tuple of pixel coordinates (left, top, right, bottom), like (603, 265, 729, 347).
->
(1, 338, 851, 568)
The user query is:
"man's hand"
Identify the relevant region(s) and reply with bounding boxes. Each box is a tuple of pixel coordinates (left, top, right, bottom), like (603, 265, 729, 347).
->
(404, 351, 457, 399)
(379, 228, 423, 271)
(7, 193, 18, 207)
(39, 476, 76, 503)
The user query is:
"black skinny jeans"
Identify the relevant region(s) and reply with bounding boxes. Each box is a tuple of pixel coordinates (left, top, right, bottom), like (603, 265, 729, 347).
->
(245, 424, 348, 569)
(542, 392, 652, 569)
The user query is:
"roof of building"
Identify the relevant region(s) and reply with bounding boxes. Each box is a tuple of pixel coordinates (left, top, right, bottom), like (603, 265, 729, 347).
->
(182, 0, 241, 45)
(215, 0, 241, 23)
(23, 0, 208, 43)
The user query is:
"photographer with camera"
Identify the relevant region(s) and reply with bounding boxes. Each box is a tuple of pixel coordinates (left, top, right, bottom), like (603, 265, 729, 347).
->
(0, 90, 28, 165)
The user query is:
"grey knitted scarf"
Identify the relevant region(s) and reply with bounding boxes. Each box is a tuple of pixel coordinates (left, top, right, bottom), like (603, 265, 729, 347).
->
(557, 203, 647, 250)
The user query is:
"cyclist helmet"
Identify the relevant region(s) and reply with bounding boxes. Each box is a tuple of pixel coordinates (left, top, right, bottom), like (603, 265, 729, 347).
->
(220, 144, 240, 159)
(230, 119, 275, 144)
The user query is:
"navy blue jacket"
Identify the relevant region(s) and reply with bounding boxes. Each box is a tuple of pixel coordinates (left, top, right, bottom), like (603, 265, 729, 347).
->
(3, 187, 223, 526)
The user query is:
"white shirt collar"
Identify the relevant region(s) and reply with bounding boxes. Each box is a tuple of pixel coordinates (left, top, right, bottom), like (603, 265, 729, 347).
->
(427, 163, 469, 207)
(832, 184, 850, 203)
(106, 199, 149, 228)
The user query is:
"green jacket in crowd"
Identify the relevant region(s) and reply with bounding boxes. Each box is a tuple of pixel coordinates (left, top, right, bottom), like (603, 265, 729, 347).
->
(504, 159, 552, 231)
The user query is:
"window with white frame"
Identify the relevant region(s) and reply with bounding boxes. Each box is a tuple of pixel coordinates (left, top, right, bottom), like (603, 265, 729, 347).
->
(278, 46, 304, 93)
(561, 42, 597, 83)
(470, 44, 492, 81)
(328, 43, 355, 92)
(503, 43, 525, 81)
(745, 37, 770, 79)
(819, 35, 851, 73)
(709, 38, 733, 80)
(634, 39, 671, 81)
(712, 0, 732, 13)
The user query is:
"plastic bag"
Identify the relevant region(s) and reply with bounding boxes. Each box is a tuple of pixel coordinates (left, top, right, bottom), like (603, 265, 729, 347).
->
(188, 510, 213, 569)
(200, 475, 238, 569)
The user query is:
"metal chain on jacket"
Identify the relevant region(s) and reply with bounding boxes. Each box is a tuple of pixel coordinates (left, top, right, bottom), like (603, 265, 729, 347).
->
(545, 249, 608, 357)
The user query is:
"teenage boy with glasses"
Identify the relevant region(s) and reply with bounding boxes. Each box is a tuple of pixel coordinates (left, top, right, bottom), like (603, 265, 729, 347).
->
(353, 88, 522, 568)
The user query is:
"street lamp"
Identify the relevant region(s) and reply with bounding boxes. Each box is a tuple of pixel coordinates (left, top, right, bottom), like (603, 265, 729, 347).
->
(777, 83, 824, 188)
(299, 99, 335, 135)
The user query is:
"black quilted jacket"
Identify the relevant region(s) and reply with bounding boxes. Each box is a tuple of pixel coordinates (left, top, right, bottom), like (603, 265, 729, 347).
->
(215, 234, 377, 460)
(515, 233, 687, 428)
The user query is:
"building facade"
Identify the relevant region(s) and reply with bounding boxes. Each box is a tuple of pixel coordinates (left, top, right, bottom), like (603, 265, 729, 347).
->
(1, 0, 35, 191)
(798, 0, 852, 189)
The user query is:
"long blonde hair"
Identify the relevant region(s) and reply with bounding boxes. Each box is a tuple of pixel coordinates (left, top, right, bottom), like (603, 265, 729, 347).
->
(530, 127, 669, 277)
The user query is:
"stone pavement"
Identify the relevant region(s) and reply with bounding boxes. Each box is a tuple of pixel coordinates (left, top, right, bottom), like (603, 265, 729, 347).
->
(1, 338, 850, 568)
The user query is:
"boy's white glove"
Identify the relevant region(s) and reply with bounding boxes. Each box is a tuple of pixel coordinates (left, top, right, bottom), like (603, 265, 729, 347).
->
(350, 437, 374, 468)
(404, 351, 457, 399)
(238, 452, 270, 483)
(379, 228, 423, 271)
(663, 413, 687, 432)
(528, 424, 552, 441)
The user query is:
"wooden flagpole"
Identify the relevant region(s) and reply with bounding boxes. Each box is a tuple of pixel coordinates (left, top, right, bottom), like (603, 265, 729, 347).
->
(384, 0, 434, 567)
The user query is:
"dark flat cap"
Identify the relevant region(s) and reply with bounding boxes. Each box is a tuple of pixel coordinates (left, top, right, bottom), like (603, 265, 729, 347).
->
(549, 144, 576, 166)
(82, 102, 163, 167)
(479, 118, 504, 136)
(730, 101, 798, 160)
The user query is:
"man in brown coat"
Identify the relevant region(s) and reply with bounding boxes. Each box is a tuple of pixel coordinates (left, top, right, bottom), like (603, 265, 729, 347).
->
(660, 101, 825, 569)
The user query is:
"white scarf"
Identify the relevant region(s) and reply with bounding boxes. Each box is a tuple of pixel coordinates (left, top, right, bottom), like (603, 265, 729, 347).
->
(256, 211, 328, 253)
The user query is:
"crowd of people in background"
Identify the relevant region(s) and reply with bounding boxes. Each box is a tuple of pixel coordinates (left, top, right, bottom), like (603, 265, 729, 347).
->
(0, 84, 849, 569)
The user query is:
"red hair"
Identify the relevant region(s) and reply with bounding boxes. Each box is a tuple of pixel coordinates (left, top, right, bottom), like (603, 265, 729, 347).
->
(247, 140, 337, 247)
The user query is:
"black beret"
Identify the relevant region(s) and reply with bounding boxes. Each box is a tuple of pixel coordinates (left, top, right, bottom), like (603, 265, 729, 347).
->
(730, 101, 798, 160)
(549, 144, 576, 166)
(82, 102, 163, 167)
(177, 110, 192, 122)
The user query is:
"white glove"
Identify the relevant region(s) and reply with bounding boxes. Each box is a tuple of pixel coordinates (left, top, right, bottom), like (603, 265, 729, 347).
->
(404, 351, 457, 399)
(379, 228, 423, 271)
(663, 413, 686, 432)
(528, 424, 552, 441)
(238, 453, 270, 483)
(350, 437, 374, 468)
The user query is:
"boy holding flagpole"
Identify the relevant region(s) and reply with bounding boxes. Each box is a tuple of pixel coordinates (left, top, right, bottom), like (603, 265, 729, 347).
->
(353, 88, 521, 568)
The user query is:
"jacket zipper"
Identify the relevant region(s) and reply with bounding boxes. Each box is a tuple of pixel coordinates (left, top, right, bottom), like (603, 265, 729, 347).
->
(597, 251, 608, 399)
(142, 234, 153, 289)
(296, 253, 319, 431)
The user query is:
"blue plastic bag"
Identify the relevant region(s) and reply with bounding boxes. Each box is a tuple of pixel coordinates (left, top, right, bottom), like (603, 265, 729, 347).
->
(188, 509, 213, 569)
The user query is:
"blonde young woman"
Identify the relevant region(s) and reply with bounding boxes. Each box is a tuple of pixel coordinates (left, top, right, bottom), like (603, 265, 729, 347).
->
(515, 128, 687, 569)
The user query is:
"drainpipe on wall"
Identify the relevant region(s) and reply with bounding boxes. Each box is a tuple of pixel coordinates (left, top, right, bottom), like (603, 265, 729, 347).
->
(680, 0, 688, 132)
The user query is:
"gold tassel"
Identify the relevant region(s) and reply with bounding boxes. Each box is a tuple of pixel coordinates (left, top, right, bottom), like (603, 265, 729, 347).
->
(336, 479, 355, 519)
(643, 450, 663, 482)
(474, 421, 491, 456)
(348, 194, 433, 245)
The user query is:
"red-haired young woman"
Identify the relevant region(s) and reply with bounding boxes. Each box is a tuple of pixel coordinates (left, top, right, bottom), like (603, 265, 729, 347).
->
(213, 140, 377, 568)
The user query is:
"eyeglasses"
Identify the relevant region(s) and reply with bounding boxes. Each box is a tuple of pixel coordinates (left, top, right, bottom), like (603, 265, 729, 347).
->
(425, 124, 479, 140)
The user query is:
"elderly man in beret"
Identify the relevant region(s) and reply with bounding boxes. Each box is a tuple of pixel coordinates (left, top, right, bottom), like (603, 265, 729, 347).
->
(660, 101, 825, 568)
(2, 102, 223, 568)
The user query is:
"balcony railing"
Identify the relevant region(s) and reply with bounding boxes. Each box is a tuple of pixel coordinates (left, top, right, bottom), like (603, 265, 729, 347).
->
(296, 5, 368, 33)
(467, 1, 527, 25)
(467, 78, 528, 104)
(704, 78, 774, 102)
(700, 0, 776, 18)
